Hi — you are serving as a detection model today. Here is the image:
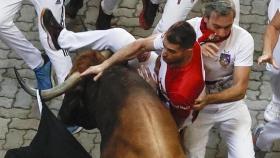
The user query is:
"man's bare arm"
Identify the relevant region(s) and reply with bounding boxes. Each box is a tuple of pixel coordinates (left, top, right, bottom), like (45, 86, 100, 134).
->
(81, 34, 158, 80)
(263, 10, 280, 54)
(207, 66, 250, 103)
(258, 10, 280, 68)
(102, 34, 157, 68)
(194, 66, 250, 110)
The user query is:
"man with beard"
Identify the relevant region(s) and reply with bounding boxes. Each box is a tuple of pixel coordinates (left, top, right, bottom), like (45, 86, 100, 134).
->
(183, 0, 255, 157)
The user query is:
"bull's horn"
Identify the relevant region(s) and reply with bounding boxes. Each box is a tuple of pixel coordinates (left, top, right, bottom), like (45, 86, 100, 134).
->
(14, 67, 82, 101)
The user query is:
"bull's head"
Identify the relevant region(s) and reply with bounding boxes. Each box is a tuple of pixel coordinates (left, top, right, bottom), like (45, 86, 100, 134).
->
(15, 50, 187, 158)
(15, 50, 112, 101)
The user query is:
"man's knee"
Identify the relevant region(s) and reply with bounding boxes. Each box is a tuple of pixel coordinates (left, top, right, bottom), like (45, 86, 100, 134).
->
(110, 28, 136, 44)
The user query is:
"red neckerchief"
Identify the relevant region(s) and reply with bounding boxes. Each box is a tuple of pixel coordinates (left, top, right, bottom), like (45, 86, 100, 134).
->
(198, 18, 231, 44)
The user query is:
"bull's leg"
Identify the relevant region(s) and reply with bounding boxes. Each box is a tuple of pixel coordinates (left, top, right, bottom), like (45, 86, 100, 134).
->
(65, 0, 84, 19)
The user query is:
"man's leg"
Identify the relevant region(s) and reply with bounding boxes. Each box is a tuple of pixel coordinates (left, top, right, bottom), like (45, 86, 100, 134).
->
(183, 110, 215, 158)
(58, 28, 135, 52)
(41, 8, 135, 53)
(96, 0, 118, 30)
(0, 0, 42, 69)
(139, 0, 160, 30)
(256, 119, 280, 151)
(39, 39, 72, 84)
(264, 72, 280, 122)
(32, 0, 73, 84)
(219, 102, 255, 158)
(0, 0, 52, 90)
(153, 0, 198, 34)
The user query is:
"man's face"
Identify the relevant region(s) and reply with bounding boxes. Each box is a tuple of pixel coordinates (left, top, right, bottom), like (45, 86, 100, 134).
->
(162, 37, 192, 67)
(204, 11, 234, 40)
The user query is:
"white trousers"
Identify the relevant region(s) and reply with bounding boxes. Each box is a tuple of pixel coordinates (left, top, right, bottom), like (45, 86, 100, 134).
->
(270, 71, 280, 102)
(153, 0, 199, 34)
(58, 28, 135, 52)
(152, 0, 240, 34)
(30, 0, 73, 84)
(183, 101, 255, 158)
(0, 0, 42, 69)
(256, 119, 280, 151)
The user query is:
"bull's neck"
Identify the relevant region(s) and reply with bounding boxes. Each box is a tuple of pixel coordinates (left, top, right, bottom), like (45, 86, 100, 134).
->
(101, 89, 185, 158)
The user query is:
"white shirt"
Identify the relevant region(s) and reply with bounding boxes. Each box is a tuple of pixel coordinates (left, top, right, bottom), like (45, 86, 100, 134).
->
(187, 17, 254, 81)
(186, 17, 254, 108)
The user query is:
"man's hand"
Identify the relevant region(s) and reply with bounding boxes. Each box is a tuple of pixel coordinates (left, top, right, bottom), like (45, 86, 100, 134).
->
(201, 42, 219, 58)
(81, 64, 105, 81)
(137, 51, 151, 62)
(193, 95, 208, 111)
(137, 65, 157, 90)
(257, 53, 279, 69)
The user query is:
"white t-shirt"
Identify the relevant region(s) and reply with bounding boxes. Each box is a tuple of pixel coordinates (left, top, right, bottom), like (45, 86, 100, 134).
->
(187, 17, 254, 81)
(268, 0, 280, 20)
(153, 33, 164, 50)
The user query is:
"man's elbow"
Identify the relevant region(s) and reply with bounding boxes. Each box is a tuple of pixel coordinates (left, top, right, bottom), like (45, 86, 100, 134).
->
(237, 92, 246, 100)
(236, 86, 248, 100)
(132, 38, 150, 53)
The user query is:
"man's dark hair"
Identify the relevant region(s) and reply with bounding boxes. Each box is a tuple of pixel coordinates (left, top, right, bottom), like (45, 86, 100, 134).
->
(165, 21, 196, 49)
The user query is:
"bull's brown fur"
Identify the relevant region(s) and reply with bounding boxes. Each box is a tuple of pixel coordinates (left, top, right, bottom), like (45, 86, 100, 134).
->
(70, 50, 106, 74)
(103, 91, 186, 158)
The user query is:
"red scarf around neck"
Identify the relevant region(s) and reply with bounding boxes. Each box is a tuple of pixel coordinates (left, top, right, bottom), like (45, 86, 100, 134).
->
(198, 18, 231, 44)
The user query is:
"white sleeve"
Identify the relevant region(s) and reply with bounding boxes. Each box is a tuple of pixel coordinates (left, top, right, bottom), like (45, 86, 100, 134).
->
(268, 0, 280, 21)
(234, 33, 254, 66)
(153, 33, 164, 50)
(187, 17, 202, 40)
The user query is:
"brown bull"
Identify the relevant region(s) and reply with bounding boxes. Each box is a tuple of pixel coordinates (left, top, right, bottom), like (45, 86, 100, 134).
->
(15, 50, 186, 158)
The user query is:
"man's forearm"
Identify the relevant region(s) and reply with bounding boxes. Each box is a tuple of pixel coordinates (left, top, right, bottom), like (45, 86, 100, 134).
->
(102, 40, 146, 68)
(263, 23, 280, 55)
(206, 85, 247, 105)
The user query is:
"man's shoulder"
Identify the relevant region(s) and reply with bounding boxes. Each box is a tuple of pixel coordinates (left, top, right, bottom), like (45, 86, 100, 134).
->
(228, 25, 254, 47)
(232, 25, 253, 40)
